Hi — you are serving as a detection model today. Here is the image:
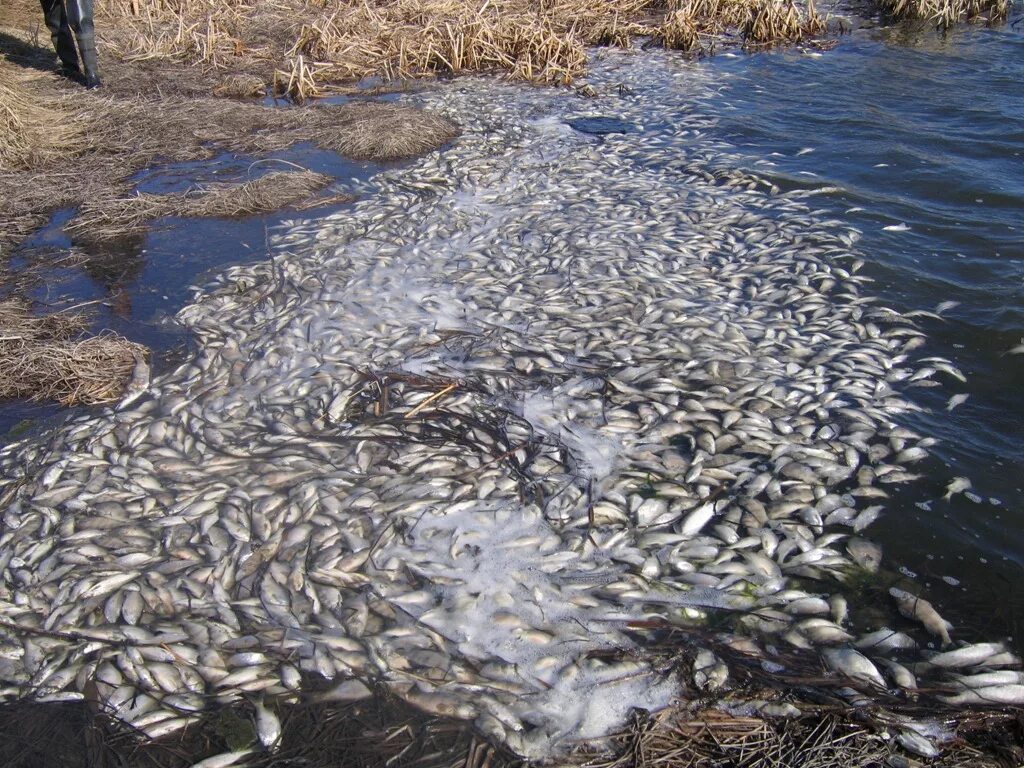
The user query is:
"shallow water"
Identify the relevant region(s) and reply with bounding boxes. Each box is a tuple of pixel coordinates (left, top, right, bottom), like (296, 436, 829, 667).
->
(0, 14, 1022, 755)
(0, 145, 375, 438)
(685, 20, 1024, 642)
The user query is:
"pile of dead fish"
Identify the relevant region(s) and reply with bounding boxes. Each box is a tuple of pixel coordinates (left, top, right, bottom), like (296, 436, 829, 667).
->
(0, 48, 1020, 762)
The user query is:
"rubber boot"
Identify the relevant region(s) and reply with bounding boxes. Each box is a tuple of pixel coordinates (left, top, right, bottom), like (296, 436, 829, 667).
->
(78, 31, 101, 89)
(39, 0, 82, 78)
(55, 32, 83, 79)
(66, 0, 101, 89)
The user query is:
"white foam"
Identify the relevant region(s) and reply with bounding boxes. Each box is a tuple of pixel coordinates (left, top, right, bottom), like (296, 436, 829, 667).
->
(375, 498, 677, 751)
(520, 386, 625, 483)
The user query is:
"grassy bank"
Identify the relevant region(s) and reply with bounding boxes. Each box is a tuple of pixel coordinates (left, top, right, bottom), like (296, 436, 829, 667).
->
(94, 0, 833, 97)
(1, 0, 458, 406)
(92, 0, 1015, 100)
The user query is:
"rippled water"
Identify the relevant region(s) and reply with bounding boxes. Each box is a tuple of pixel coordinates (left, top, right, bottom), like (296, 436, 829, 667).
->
(0, 15, 1021, 747)
(672, 20, 1023, 641)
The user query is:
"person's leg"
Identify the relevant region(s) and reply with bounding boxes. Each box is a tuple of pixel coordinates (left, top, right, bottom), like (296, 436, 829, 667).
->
(38, 0, 82, 76)
(64, 0, 100, 88)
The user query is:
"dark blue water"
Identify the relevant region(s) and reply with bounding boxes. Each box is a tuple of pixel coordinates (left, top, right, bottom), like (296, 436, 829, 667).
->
(702, 21, 1024, 641)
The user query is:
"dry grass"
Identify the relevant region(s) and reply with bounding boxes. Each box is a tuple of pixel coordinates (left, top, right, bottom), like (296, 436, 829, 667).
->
(68, 169, 338, 239)
(317, 107, 461, 160)
(876, 0, 1009, 26)
(93, 0, 834, 95)
(743, 0, 826, 46)
(596, 710, 892, 768)
(653, 10, 702, 51)
(212, 71, 268, 97)
(0, 53, 456, 254)
(280, 1, 596, 89)
(0, 298, 148, 406)
(593, 706, 1024, 768)
(0, 69, 82, 172)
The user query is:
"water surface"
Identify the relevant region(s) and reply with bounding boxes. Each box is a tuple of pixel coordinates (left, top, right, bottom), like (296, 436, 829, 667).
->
(693, 21, 1024, 641)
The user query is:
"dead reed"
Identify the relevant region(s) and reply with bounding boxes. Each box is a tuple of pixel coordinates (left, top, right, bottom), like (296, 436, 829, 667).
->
(876, 0, 1009, 25)
(0, 65, 81, 173)
(314, 106, 461, 161)
(0, 298, 147, 406)
(68, 170, 337, 239)
(743, 0, 827, 46)
(0, 685, 1019, 768)
(212, 71, 268, 98)
(94, 0, 834, 94)
(653, 10, 702, 51)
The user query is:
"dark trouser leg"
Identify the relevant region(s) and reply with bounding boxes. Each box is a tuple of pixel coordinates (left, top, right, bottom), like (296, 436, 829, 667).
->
(38, 0, 81, 75)
(65, 0, 100, 88)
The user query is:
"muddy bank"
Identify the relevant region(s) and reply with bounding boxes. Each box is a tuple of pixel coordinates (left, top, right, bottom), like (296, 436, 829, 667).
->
(1, 0, 458, 421)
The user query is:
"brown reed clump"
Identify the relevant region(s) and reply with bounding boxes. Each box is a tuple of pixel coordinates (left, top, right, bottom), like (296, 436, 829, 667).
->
(286, 1, 591, 86)
(274, 54, 323, 102)
(93, 0, 836, 93)
(877, 0, 1009, 26)
(67, 170, 338, 239)
(0, 298, 148, 406)
(653, 9, 703, 51)
(315, 105, 462, 161)
(743, 0, 827, 45)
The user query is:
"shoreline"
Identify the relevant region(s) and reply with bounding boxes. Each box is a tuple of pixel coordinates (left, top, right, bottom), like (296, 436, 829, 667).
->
(1, 4, 1023, 768)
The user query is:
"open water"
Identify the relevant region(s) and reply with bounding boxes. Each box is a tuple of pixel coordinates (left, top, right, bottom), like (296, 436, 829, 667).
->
(689, 19, 1024, 641)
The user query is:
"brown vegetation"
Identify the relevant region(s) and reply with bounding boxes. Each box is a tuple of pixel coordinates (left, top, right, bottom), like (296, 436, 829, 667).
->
(0, 681, 1020, 768)
(68, 170, 339, 239)
(0, 68, 81, 171)
(92, 0, 834, 98)
(0, 298, 148, 406)
(876, 0, 1009, 26)
(0, 53, 456, 255)
(744, 0, 826, 45)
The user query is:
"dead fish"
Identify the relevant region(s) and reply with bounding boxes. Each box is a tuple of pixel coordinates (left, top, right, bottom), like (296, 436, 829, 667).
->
(924, 642, 1009, 669)
(938, 684, 1024, 706)
(822, 647, 887, 689)
(846, 538, 882, 572)
(889, 588, 952, 646)
(189, 751, 253, 768)
(942, 477, 971, 501)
